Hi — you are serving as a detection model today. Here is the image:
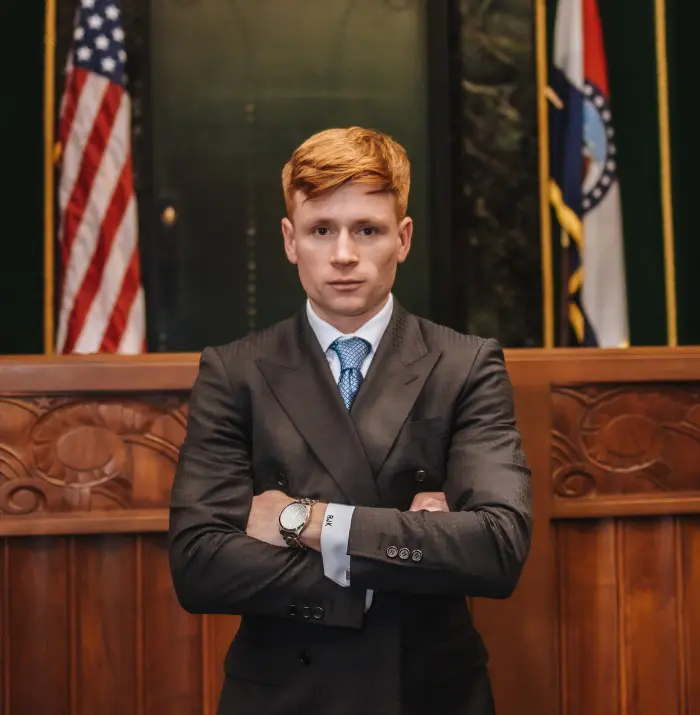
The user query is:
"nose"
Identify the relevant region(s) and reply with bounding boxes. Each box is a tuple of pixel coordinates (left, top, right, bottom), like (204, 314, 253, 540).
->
(330, 229, 359, 266)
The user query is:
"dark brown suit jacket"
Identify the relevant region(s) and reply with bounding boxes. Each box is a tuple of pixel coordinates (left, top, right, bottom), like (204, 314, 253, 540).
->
(169, 302, 532, 715)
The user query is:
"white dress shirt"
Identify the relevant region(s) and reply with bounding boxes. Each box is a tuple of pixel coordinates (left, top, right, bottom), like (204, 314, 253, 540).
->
(306, 294, 394, 611)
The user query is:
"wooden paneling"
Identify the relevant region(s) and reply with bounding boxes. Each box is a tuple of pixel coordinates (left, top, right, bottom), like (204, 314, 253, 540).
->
(0, 533, 240, 715)
(5, 538, 69, 715)
(556, 517, 700, 715)
(2, 348, 700, 715)
(74, 536, 138, 715)
(620, 520, 681, 715)
(1, 542, 6, 715)
(683, 519, 700, 714)
(141, 535, 203, 715)
(202, 616, 241, 715)
(557, 521, 619, 715)
(474, 372, 558, 715)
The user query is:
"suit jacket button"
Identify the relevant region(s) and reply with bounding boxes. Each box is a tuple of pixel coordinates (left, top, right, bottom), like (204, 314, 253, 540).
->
(299, 651, 311, 666)
(312, 606, 324, 620)
(411, 549, 423, 562)
(414, 470, 427, 483)
(288, 604, 297, 617)
(399, 547, 410, 560)
(302, 606, 312, 619)
(386, 545, 399, 558)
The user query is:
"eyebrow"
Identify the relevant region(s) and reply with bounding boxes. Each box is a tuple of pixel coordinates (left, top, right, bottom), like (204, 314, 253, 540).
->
(305, 216, 388, 225)
(352, 217, 388, 225)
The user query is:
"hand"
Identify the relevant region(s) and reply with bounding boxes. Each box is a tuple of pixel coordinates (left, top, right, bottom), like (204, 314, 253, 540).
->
(246, 490, 294, 548)
(409, 491, 449, 512)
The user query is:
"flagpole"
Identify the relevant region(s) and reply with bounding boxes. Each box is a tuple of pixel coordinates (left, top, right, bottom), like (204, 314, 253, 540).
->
(654, 0, 677, 347)
(535, 0, 555, 349)
(44, 0, 57, 356)
(558, 228, 570, 347)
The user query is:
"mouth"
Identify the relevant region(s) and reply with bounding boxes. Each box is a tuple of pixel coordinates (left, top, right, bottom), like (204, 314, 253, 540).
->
(328, 280, 364, 289)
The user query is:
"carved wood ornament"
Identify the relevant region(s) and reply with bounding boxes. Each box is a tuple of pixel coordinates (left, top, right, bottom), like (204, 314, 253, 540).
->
(552, 384, 700, 498)
(0, 397, 187, 515)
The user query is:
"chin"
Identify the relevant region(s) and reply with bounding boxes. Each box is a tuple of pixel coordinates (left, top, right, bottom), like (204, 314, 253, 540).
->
(319, 293, 370, 318)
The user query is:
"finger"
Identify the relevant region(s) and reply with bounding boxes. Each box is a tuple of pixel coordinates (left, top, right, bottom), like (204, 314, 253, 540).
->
(411, 496, 434, 508)
(410, 500, 440, 512)
(425, 499, 450, 512)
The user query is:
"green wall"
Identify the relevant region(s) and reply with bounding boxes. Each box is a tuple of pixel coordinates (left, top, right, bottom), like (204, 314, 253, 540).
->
(667, 0, 700, 345)
(2, 3, 44, 354)
(600, 0, 667, 346)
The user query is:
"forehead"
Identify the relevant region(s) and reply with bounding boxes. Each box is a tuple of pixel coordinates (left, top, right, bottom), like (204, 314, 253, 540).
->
(291, 183, 398, 222)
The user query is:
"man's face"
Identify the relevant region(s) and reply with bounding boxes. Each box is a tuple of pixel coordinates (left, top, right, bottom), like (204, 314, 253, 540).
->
(281, 182, 412, 331)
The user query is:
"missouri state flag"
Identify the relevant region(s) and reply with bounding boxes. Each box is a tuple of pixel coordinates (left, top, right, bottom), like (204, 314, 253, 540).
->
(549, 0, 629, 347)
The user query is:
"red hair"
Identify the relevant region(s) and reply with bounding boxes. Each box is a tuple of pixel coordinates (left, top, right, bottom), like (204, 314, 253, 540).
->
(282, 127, 411, 218)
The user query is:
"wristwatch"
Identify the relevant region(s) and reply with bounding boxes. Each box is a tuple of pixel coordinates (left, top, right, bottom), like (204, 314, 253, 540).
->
(279, 498, 321, 549)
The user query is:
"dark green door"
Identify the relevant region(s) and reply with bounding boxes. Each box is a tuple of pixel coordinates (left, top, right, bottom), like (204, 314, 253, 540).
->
(148, 0, 433, 351)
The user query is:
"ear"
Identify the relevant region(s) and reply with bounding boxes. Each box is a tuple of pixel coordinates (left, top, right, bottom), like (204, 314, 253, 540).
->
(397, 216, 413, 264)
(281, 217, 298, 264)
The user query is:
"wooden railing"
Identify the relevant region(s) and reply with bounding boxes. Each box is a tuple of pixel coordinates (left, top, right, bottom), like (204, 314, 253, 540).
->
(2, 348, 700, 715)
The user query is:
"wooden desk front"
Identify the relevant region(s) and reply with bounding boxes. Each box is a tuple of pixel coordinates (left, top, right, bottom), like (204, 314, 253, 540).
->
(1, 349, 699, 715)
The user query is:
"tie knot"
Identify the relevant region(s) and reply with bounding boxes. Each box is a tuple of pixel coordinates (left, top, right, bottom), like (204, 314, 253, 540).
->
(330, 337, 371, 371)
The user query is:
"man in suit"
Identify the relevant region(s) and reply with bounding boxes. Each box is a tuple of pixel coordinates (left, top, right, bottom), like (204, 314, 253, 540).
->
(169, 127, 532, 715)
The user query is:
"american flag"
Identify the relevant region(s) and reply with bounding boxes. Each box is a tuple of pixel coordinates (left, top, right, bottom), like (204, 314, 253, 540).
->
(56, 0, 146, 354)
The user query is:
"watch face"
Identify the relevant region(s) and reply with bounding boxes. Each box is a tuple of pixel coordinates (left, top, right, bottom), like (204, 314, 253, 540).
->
(279, 502, 308, 531)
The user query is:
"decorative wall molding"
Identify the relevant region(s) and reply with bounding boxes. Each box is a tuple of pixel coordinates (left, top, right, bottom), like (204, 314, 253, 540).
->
(0, 396, 187, 516)
(552, 384, 700, 499)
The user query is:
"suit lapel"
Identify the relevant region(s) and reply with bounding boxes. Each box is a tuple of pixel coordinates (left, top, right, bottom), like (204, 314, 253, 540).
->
(350, 305, 442, 477)
(255, 310, 381, 507)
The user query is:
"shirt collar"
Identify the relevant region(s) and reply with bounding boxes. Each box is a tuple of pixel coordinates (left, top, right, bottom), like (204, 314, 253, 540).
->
(306, 294, 394, 355)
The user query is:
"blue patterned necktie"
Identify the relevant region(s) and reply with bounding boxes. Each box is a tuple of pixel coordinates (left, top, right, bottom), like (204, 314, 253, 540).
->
(330, 337, 372, 409)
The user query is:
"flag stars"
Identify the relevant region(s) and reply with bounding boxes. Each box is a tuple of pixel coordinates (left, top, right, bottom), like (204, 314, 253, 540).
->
(581, 84, 619, 214)
(76, 46, 92, 61)
(72, 4, 127, 83)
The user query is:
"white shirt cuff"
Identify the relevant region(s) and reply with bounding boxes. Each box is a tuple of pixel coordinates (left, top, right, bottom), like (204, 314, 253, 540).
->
(320, 503, 374, 611)
(320, 503, 355, 586)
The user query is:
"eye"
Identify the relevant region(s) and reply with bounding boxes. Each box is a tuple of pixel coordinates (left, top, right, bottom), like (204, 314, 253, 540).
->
(313, 226, 329, 236)
(358, 226, 378, 237)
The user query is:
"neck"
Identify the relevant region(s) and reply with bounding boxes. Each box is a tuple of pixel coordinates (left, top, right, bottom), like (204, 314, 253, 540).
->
(309, 295, 390, 334)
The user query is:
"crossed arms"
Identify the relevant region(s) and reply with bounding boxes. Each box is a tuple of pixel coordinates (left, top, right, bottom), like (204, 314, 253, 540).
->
(168, 341, 532, 629)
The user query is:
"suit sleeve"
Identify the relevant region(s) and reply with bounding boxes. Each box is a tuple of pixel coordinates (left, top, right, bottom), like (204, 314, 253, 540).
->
(346, 339, 532, 599)
(168, 347, 367, 628)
